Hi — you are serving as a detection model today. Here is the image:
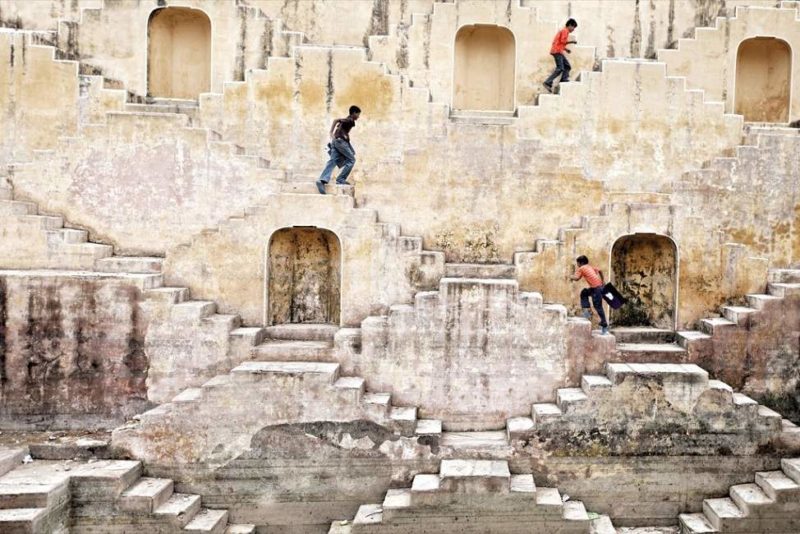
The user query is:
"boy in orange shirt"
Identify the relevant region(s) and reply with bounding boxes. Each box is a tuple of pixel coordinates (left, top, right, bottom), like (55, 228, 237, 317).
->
(570, 255, 609, 335)
(543, 19, 578, 94)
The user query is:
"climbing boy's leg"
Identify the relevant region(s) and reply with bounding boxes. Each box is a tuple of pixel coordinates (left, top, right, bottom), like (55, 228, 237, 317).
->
(334, 140, 356, 184)
(591, 286, 608, 333)
(317, 147, 339, 194)
(579, 287, 592, 319)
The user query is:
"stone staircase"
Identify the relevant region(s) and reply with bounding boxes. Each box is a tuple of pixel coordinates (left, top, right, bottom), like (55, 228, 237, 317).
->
(679, 458, 800, 533)
(515, 362, 786, 456)
(0, 447, 254, 533)
(328, 458, 594, 533)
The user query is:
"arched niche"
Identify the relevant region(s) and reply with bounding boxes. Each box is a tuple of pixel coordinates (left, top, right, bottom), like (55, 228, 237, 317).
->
(611, 233, 678, 329)
(453, 24, 516, 111)
(267, 227, 341, 326)
(734, 37, 792, 123)
(148, 7, 211, 99)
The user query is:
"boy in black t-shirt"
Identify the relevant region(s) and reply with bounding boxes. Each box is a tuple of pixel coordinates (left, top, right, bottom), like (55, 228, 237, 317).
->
(316, 105, 361, 194)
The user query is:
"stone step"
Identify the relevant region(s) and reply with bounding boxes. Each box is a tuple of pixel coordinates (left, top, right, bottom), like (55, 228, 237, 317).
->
(606, 363, 708, 385)
(28, 436, 110, 460)
(563, 500, 589, 521)
(702, 497, 744, 530)
(721, 305, 758, 326)
(439, 431, 510, 450)
(700, 317, 738, 335)
(146, 287, 189, 305)
(0, 471, 69, 510)
(506, 417, 535, 441)
(531, 403, 562, 424)
(171, 301, 217, 321)
(768, 283, 800, 298)
(263, 323, 338, 342)
(352, 503, 382, 526)
(184, 508, 229, 534)
(119, 477, 174, 513)
(230, 361, 340, 385)
(154, 493, 202, 528)
(69, 460, 143, 501)
(679, 512, 717, 533)
(581, 375, 613, 394)
(443, 263, 515, 279)
(0, 449, 26, 478)
(676, 330, 712, 349)
(556, 388, 588, 413)
(280, 181, 354, 196)
(0, 508, 48, 532)
(95, 256, 164, 274)
(225, 525, 256, 534)
(415, 419, 442, 436)
(438, 459, 510, 493)
(782, 458, 800, 484)
(56, 228, 89, 244)
(615, 343, 687, 362)
(251, 340, 334, 361)
(0, 199, 37, 215)
(746, 293, 783, 310)
(755, 470, 800, 501)
(729, 483, 773, 515)
(768, 269, 800, 284)
(609, 327, 675, 344)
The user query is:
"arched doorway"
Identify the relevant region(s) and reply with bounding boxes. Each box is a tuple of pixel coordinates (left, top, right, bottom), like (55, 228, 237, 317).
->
(453, 25, 516, 111)
(611, 234, 677, 329)
(734, 37, 791, 122)
(267, 227, 341, 326)
(148, 7, 211, 99)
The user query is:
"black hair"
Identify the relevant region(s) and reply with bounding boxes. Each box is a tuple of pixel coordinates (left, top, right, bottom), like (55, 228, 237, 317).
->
(349, 105, 362, 115)
(566, 18, 578, 28)
(576, 255, 589, 266)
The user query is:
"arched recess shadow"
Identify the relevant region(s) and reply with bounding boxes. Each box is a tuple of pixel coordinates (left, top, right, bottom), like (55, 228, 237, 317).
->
(610, 233, 678, 330)
(148, 7, 211, 99)
(453, 24, 516, 111)
(266, 227, 342, 326)
(734, 37, 792, 123)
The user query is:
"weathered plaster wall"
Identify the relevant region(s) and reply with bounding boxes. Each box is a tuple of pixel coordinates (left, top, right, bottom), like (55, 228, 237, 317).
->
(0, 31, 79, 163)
(338, 279, 614, 430)
(9, 112, 283, 256)
(659, 6, 800, 121)
(164, 193, 441, 326)
(0, 270, 149, 429)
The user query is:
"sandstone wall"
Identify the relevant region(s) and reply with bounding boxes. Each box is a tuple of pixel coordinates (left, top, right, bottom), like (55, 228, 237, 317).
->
(659, 5, 800, 121)
(0, 270, 149, 428)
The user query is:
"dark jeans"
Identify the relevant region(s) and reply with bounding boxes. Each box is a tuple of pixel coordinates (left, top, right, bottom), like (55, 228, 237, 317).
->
(319, 138, 356, 184)
(580, 286, 608, 328)
(544, 53, 571, 85)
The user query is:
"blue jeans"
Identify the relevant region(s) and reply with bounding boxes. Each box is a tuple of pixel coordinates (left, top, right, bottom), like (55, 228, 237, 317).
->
(319, 139, 356, 184)
(580, 286, 608, 328)
(545, 53, 571, 85)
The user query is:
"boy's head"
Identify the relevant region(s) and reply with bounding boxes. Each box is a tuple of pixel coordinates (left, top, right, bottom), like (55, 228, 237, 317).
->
(349, 105, 362, 120)
(566, 18, 577, 32)
(576, 255, 589, 266)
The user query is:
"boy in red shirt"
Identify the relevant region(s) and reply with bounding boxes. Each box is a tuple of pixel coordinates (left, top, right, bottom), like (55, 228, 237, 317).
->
(570, 255, 609, 335)
(543, 19, 578, 94)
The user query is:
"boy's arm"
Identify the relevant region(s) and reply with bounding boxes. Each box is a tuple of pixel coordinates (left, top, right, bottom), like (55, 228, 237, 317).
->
(569, 268, 582, 282)
(329, 119, 341, 140)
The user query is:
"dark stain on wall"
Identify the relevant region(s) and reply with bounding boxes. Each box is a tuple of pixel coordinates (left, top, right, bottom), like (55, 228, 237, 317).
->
(0, 278, 6, 383)
(0, 276, 149, 428)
